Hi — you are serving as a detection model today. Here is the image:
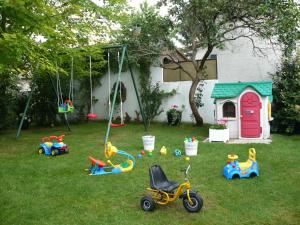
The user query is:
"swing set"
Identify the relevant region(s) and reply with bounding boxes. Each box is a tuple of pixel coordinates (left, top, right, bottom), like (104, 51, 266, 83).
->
(16, 62, 74, 138)
(16, 54, 103, 138)
(88, 44, 147, 176)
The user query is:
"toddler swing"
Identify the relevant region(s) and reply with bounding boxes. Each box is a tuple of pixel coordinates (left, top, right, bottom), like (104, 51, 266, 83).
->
(57, 59, 75, 113)
(108, 51, 125, 128)
(87, 55, 98, 119)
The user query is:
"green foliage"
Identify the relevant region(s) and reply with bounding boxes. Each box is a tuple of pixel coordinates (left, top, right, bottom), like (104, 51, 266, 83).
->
(0, 0, 128, 128)
(117, 2, 174, 67)
(166, 105, 184, 126)
(272, 53, 300, 134)
(209, 124, 227, 130)
(117, 3, 175, 127)
(30, 73, 58, 126)
(0, 70, 19, 129)
(141, 79, 175, 127)
(0, 0, 127, 73)
(194, 81, 205, 108)
(109, 81, 127, 106)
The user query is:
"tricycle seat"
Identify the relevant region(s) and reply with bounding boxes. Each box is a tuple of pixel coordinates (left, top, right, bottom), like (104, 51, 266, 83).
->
(149, 165, 179, 193)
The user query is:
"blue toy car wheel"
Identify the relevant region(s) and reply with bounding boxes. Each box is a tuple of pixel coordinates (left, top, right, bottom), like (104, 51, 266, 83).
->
(51, 148, 59, 156)
(232, 174, 240, 179)
(249, 172, 257, 178)
(38, 147, 44, 154)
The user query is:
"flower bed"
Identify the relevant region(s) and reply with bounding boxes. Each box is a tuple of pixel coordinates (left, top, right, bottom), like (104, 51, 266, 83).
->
(166, 105, 184, 126)
(209, 119, 229, 143)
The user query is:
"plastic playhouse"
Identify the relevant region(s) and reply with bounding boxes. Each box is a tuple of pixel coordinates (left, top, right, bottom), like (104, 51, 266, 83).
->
(38, 135, 69, 156)
(88, 142, 135, 175)
(223, 148, 259, 179)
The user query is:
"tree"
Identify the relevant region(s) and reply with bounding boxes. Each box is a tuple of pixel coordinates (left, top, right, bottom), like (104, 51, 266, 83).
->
(158, 0, 299, 126)
(0, 0, 127, 73)
(0, 0, 127, 127)
(272, 52, 300, 134)
(117, 3, 175, 127)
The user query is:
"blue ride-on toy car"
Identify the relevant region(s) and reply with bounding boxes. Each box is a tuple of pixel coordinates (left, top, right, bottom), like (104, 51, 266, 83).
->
(223, 148, 259, 179)
(38, 135, 69, 156)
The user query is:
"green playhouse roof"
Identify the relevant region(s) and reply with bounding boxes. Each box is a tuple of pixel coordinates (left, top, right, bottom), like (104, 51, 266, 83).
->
(211, 81, 272, 99)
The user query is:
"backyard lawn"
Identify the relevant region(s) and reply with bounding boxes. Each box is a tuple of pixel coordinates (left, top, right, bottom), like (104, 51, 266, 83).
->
(0, 122, 299, 225)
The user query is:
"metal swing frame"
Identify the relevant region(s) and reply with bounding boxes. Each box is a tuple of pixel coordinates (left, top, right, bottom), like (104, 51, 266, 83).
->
(104, 44, 147, 144)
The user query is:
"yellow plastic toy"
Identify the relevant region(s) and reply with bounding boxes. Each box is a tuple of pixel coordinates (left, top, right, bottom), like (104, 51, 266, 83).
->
(224, 148, 259, 179)
(88, 142, 135, 175)
(160, 146, 167, 155)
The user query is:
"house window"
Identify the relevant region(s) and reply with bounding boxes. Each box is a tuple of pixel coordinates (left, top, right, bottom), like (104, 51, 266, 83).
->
(163, 59, 217, 82)
(223, 101, 236, 118)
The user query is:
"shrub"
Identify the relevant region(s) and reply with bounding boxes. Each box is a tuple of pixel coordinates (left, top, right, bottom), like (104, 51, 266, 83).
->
(272, 54, 300, 134)
(166, 105, 184, 126)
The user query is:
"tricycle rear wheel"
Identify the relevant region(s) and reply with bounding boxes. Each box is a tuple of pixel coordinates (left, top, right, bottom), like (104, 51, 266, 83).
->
(182, 192, 203, 213)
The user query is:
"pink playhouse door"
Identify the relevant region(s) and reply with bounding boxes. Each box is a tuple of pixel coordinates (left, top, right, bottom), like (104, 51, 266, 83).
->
(240, 92, 262, 138)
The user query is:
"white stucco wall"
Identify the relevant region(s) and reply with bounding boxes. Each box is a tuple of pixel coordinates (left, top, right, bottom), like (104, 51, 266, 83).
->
(197, 37, 281, 82)
(93, 69, 141, 121)
(93, 37, 279, 124)
(93, 66, 217, 124)
(150, 66, 217, 123)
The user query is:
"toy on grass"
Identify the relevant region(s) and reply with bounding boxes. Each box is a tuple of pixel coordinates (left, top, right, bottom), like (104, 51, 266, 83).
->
(223, 148, 259, 179)
(88, 142, 135, 175)
(148, 151, 153, 157)
(185, 156, 190, 161)
(174, 149, 182, 157)
(140, 164, 203, 213)
(137, 153, 142, 158)
(38, 135, 69, 156)
(141, 150, 145, 155)
(160, 146, 167, 155)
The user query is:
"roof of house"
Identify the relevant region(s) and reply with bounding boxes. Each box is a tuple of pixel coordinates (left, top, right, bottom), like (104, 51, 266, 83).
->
(211, 81, 272, 99)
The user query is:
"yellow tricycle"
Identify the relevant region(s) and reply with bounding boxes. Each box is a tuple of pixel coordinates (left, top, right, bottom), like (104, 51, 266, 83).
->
(140, 164, 203, 212)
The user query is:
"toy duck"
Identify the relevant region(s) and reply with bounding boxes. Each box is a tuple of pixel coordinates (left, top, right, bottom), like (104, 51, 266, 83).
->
(160, 146, 167, 155)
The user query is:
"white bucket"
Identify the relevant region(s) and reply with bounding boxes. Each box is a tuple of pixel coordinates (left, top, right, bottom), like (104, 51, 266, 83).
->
(184, 141, 198, 156)
(142, 135, 155, 151)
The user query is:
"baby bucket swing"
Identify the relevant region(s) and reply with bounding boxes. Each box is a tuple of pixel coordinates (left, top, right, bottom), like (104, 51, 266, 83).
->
(87, 55, 97, 119)
(57, 59, 75, 113)
(108, 51, 125, 128)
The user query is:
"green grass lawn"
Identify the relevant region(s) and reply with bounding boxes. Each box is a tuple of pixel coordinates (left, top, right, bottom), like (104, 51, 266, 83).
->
(0, 122, 299, 225)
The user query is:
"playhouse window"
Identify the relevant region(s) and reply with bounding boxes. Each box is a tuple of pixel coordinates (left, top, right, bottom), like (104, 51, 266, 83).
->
(223, 102, 236, 118)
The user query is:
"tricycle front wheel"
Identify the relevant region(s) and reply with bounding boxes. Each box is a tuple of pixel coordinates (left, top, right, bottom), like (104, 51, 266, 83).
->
(182, 192, 203, 213)
(141, 195, 155, 212)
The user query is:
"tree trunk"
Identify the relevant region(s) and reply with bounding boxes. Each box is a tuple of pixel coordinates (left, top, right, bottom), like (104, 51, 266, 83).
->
(189, 79, 203, 126)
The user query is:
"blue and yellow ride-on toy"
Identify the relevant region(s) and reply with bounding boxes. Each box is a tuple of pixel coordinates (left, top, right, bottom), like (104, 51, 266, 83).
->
(223, 148, 259, 179)
(38, 135, 69, 156)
